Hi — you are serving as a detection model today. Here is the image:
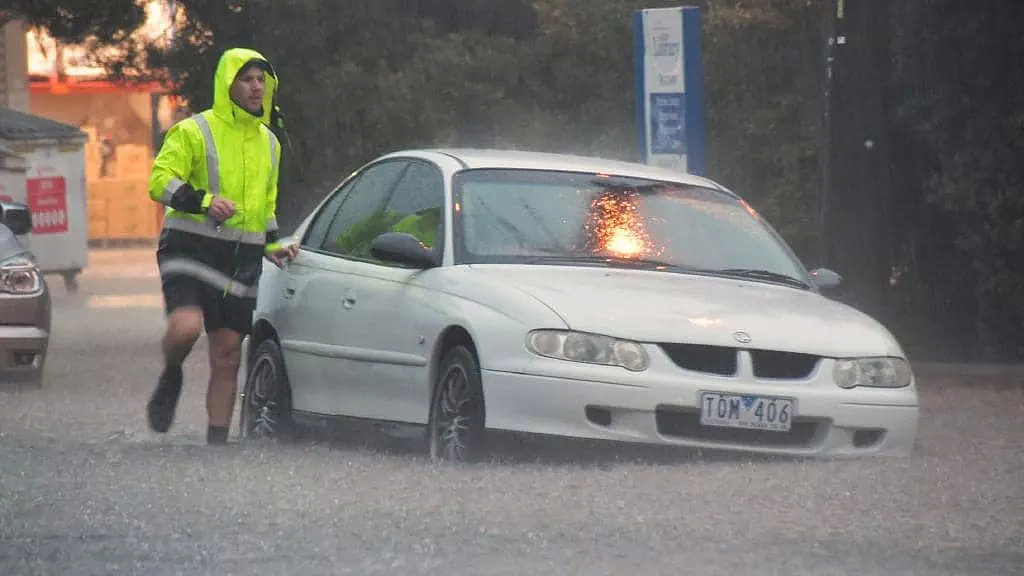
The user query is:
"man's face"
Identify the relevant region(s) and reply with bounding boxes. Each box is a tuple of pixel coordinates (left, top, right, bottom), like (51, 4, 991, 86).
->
(230, 65, 265, 115)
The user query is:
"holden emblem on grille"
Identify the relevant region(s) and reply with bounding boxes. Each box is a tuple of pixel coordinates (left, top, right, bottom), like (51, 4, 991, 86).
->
(733, 331, 752, 344)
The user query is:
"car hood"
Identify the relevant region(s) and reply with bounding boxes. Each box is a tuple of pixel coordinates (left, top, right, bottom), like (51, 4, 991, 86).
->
(466, 265, 903, 358)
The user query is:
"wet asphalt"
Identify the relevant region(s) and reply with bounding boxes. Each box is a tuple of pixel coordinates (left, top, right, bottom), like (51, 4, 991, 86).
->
(1, 248, 1022, 576)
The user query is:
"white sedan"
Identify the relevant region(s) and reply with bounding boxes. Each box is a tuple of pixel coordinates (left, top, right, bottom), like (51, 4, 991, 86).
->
(238, 148, 919, 461)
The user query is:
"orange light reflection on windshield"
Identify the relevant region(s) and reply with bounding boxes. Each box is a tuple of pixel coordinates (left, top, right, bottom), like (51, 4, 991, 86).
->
(586, 191, 654, 258)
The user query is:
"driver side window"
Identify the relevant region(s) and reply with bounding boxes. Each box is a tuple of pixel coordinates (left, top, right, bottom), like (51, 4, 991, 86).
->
(381, 161, 445, 255)
(325, 160, 445, 262)
(306, 160, 408, 258)
(301, 179, 354, 250)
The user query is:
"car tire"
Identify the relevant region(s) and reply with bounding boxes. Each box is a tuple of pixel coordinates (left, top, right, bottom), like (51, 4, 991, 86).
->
(428, 345, 486, 463)
(239, 339, 295, 442)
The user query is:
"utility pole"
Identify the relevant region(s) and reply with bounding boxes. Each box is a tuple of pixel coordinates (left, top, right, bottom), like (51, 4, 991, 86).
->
(817, 0, 841, 267)
(820, 0, 894, 315)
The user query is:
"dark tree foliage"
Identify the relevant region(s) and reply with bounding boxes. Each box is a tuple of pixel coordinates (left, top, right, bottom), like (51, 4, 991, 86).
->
(887, 0, 1024, 360)
(2, 1, 145, 43)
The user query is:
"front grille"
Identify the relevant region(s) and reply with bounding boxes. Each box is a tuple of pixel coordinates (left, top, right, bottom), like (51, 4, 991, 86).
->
(659, 343, 737, 376)
(750, 350, 820, 379)
(655, 406, 823, 447)
(659, 343, 821, 380)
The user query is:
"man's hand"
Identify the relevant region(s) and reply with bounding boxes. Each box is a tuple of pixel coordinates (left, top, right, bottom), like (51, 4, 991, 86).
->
(267, 243, 298, 268)
(207, 197, 236, 222)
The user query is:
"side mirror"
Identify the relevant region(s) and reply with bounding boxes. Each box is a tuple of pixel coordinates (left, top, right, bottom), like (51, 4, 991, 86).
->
(370, 232, 436, 268)
(809, 267, 843, 291)
(0, 201, 32, 235)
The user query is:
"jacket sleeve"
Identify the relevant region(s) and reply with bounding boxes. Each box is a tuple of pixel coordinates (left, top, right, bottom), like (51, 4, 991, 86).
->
(148, 120, 211, 214)
(264, 130, 283, 255)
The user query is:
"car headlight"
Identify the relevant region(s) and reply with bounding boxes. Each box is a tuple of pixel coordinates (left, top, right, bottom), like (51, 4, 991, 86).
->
(833, 357, 912, 389)
(0, 257, 42, 294)
(526, 330, 649, 372)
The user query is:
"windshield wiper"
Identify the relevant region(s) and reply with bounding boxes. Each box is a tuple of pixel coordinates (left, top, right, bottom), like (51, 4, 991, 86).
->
(525, 254, 685, 270)
(712, 268, 810, 289)
(522, 258, 809, 287)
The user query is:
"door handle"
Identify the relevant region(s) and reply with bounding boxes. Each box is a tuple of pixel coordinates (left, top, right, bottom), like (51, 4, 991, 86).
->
(284, 287, 296, 297)
(341, 296, 356, 309)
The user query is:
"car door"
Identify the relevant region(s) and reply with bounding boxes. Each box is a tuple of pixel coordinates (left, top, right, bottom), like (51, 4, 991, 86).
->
(334, 160, 447, 424)
(276, 159, 409, 416)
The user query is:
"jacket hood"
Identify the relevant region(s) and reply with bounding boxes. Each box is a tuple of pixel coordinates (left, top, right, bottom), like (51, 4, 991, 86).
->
(212, 47, 278, 126)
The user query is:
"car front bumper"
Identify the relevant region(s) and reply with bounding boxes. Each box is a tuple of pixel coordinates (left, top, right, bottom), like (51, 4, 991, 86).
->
(0, 326, 49, 383)
(481, 368, 919, 458)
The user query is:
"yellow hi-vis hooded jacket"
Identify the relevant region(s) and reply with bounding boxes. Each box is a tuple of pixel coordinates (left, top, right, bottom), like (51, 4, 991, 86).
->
(149, 48, 283, 256)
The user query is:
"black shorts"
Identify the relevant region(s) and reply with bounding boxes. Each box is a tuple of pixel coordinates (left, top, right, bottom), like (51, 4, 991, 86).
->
(157, 228, 264, 335)
(160, 272, 256, 335)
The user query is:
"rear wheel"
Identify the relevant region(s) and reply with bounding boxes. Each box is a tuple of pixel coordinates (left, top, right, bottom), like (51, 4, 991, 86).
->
(239, 339, 295, 442)
(428, 345, 486, 463)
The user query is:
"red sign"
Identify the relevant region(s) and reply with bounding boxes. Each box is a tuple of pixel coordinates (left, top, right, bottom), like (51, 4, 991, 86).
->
(27, 177, 69, 235)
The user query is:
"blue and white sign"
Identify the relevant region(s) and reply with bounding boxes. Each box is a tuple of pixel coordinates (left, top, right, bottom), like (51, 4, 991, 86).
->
(634, 6, 706, 176)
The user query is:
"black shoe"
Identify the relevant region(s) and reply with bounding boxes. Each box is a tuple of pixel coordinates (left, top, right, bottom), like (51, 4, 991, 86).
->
(207, 425, 229, 445)
(147, 366, 183, 433)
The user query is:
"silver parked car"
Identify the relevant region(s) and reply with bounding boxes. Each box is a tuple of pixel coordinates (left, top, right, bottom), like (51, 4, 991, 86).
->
(0, 201, 50, 387)
(238, 149, 919, 461)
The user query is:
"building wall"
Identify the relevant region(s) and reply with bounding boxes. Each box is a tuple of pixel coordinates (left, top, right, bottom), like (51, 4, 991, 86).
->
(31, 92, 155, 148)
(28, 91, 161, 241)
(0, 20, 30, 112)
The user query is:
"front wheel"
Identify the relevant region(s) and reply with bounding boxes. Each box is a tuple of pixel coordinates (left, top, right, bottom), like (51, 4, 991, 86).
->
(239, 339, 295, 442)
(428, 345, 486, 463)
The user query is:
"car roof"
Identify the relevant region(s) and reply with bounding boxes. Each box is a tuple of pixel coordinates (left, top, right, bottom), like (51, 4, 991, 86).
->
(381, 148, 728, 192)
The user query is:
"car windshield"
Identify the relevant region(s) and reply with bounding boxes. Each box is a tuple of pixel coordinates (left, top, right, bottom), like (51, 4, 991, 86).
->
(452, 169, 810, 286)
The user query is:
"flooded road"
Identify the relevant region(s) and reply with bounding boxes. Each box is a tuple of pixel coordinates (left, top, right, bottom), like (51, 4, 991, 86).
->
(1, 248, 1022, 575)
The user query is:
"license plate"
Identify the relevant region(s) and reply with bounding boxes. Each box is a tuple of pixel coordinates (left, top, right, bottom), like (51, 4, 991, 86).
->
(699, 392, 795, 432)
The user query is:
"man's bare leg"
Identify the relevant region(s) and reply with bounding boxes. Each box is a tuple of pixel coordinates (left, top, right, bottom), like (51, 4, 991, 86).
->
(148, 307, 203, 433)
(205, 327, 243, 443)
(163, 307, 203, 366)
